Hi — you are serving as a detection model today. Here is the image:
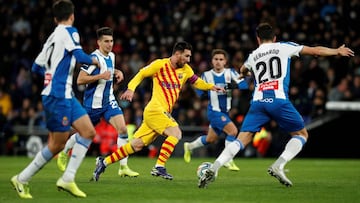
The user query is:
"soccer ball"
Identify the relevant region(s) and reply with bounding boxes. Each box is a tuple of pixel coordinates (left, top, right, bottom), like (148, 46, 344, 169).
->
(196, 162, 213, 179)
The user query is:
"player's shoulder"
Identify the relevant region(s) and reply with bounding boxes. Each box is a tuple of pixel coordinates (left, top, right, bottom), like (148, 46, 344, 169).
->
(150, 58, 167, 66)
(183, 63, 194, 72)
(56, 25, 78, 35)
(278, 41, 301, 47)
(56, 25, 80, 43)
(109, 52, 115, 58)
(91, 49, 100, 55)
(90, 50, 102, 60)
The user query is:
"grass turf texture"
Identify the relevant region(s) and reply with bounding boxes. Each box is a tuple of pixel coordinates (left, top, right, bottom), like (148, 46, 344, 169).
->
(1, 156, 359, 203)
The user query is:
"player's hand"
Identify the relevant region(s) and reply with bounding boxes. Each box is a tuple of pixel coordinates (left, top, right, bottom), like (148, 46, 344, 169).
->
(101, 70, 111, 80)
(338, 44, 355, 57)
(211, 85, 226, 93)
(114, 69, 124, 84)
(120, 89, 134, 102)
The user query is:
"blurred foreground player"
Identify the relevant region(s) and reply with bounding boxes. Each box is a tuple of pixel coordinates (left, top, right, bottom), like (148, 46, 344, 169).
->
(11, 0, 99, 198)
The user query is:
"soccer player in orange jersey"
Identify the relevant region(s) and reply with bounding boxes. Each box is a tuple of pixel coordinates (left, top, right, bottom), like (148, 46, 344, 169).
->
(92, 41, 225, 181)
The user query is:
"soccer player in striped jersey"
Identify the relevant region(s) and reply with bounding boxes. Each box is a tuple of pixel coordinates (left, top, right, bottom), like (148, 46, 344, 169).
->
(199, 22, 354, 188)
(56, 27, 139, 177)
(11, 0, 100, 198)
(183, 49, 248, 171)
(92, 41, 225, 181)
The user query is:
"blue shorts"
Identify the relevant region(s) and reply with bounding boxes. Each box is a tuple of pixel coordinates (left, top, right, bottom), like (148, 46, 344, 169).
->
(241, 98, 304, 133)
(42, 95, 87, 132)
(85, 100, 123, 126)
(207, 110, 232, 136)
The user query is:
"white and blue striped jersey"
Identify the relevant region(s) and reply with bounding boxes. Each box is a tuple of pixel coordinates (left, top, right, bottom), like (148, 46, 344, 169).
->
(201, 68, 247, 113)
(34, 24, 86, 99)
(244, 42, 303, 101)
(81, 50, 116, 109)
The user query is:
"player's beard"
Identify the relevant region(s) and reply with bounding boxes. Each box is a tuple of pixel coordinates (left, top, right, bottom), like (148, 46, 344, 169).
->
(176, 62, 185, 69)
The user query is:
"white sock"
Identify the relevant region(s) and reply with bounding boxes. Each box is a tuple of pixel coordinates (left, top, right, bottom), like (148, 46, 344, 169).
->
(117, 135, 128, 166)
(62, 134, 91, 182)
(225, 139, 231, 147)
(276, 135, 307, 169)
(212, 140, 243, 171)
(188, 136, 206, 151)
(224, 137, 235, 163)
(18, 146, 53, 183)
(63, 133, 77, 153)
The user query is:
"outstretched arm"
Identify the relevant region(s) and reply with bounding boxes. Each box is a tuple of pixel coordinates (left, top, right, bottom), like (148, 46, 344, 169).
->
(119, 89, 134, 102)
(301, 44, 354, 57)
(210, 85, 226, 93)
(191, 75, 225, 93)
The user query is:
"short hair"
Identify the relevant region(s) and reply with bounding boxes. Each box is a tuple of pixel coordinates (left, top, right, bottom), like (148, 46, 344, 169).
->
(256, 23, 275, 41)
(211, 49, 228, 60)
(172, 41, 192, 54)
(96, 27, 113, 39)
(52, 0, 74, 22)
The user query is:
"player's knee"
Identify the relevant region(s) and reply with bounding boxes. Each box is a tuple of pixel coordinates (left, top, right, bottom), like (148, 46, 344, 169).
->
(173, 128, 182, 139)
(206, 136, 217, 143)
(292, 128, 308, 140)
(229, 130, 238, 137)
(118, 126, 127, 135)
(48, 142, 64, 154)
(86, 129, 97, 139)
(164, 126, 182, 139)
(131, 138, 144, 152)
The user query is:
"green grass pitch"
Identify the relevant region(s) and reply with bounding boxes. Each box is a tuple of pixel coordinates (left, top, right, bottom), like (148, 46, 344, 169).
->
(1, 156, 359, 203)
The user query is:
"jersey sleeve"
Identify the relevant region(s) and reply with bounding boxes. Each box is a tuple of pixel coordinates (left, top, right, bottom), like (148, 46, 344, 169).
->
(31, 63, 45, 76)
(34, 35, 53, 68)
(127, 59, 162, 91)
(195, 73, 207, 96)
(185, 66, 214, 90)
(243, 57, 252, 71)
(280, 41, 304, 57)
(80, 53, 98, 74)
(229, 68, 248, 90)
(192, 75, 214, 90)
(64, 27, 82, 52)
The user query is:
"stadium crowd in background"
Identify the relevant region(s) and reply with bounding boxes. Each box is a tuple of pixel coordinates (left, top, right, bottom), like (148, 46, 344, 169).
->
(0, 0, 359, 156)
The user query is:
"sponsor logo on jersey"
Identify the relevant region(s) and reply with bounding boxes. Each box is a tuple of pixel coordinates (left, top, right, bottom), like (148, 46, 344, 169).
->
(259, 98, 274, 103)
(259, 80, 278, 91)
(178, 73, 183, 79)
(62, 116, 69, 126)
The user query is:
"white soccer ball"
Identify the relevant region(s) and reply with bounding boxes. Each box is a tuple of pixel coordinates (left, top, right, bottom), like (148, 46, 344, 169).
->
(197, 162, 214, 179)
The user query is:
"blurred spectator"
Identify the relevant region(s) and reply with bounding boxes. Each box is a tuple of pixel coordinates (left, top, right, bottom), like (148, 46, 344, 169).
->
(0, 88, 12, 118)
(350, 75, 360, 100)
(12, 15, 31, 36)
(328, 77, 352, 101)
(32, 100, 46, 129)
(310, 88, 327, 119)
(303, 58, 328, 89)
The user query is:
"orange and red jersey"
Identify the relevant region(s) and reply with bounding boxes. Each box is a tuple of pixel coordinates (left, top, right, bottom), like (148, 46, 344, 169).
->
(127, 58, 214, 113)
